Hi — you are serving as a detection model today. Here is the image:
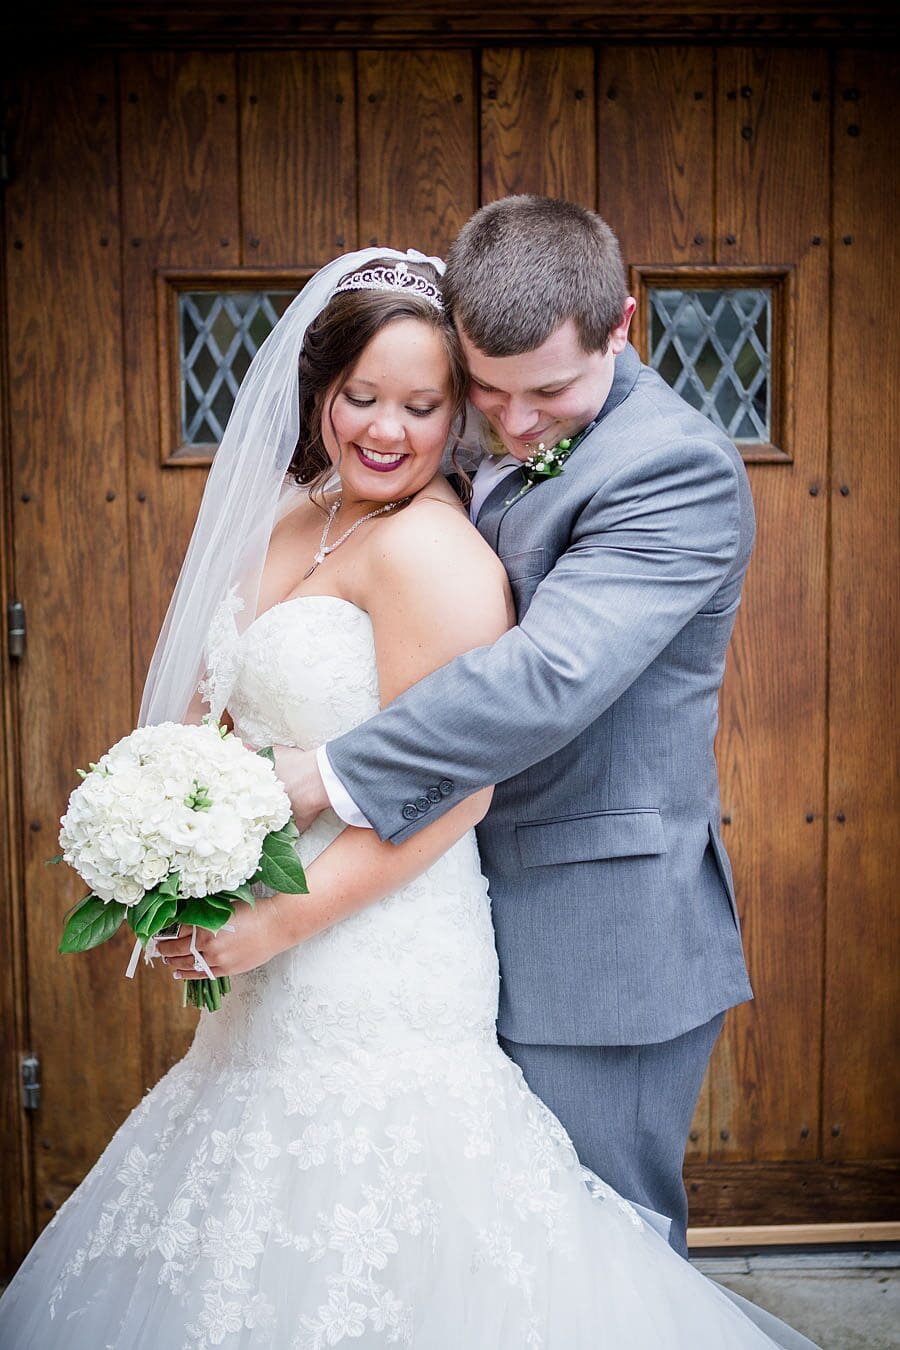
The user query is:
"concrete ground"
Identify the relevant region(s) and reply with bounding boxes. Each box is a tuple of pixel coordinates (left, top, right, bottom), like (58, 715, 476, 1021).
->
(691, 1246, 900, 1350)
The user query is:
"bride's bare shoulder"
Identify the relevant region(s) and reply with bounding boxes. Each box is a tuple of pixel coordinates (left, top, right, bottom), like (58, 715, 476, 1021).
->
(372, 480, 508, 591)
(382, 485, 477, 549)
(364, 480, 513, 643)
(412, 472, 470, 514)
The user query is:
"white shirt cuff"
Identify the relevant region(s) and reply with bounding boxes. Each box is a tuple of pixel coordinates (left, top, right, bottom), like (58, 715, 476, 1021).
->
(316, 745, 373, 829)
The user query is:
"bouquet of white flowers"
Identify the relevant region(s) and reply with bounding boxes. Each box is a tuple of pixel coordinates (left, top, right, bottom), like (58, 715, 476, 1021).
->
(54, 719, 308, 1011)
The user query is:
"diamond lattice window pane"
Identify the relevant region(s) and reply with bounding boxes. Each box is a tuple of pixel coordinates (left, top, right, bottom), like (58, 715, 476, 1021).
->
(179, 291, 297, 446)
(648, 287, 772, 443)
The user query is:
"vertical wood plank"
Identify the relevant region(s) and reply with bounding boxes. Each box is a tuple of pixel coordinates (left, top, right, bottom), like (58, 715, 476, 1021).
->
(357, 50, 476, 256)
(713, 48, 829, 1162)
(596, 47, 714, 263)
(480, 48, 596, 207)
(120, 51, 241, 1088)
(824, 50, 900, 1161)
(241, 51, 357, 267)
(598, 46, 714, 1163)
(0, 74, 33, 1274)
(3, 55, 138, 1226)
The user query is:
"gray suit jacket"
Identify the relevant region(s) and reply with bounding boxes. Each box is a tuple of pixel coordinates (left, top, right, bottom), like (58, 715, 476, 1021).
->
(329, 344, 755, 1045)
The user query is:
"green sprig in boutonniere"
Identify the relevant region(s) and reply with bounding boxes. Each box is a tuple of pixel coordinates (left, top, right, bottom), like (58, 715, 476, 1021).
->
(504, 436, 575, 505)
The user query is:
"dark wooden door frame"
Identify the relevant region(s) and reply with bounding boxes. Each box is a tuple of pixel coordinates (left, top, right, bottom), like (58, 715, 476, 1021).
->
(1, 1, 898, 52)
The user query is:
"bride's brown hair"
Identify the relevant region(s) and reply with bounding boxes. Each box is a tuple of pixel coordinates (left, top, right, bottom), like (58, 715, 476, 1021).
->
(289, 258, 470, 504)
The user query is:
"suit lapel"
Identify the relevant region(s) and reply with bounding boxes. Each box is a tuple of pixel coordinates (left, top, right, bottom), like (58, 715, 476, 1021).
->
(476, 464, 528, 551)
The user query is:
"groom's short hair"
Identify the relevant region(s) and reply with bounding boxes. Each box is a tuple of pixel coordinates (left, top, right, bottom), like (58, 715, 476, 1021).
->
(443, 195, 627, 357)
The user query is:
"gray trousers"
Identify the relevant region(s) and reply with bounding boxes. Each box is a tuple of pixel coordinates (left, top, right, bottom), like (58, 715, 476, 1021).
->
(499, 1011, 725, 1259)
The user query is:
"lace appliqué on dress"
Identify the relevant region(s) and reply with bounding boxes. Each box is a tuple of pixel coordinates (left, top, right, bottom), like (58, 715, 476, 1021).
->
(198, 590, 246, 723)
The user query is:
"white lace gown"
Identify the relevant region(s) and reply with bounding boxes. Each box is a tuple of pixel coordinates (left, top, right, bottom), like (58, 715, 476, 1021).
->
(0, 597, 816, 1349)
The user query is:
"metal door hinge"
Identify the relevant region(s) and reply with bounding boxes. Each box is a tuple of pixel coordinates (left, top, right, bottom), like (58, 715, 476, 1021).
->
(7, 600, 25, 659)
(21, 1053, 40, 1111)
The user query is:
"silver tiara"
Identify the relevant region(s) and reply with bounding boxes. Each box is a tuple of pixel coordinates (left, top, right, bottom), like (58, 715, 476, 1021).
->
(333, 261, 444, 312)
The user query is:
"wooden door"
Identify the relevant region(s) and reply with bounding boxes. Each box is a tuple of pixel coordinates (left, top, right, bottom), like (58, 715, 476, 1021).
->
(2, 41, 897, 1274)
(3, 54, 139, 1251)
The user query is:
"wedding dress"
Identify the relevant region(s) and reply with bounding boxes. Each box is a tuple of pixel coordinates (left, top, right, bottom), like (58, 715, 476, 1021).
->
(0, 596, 816, 1349)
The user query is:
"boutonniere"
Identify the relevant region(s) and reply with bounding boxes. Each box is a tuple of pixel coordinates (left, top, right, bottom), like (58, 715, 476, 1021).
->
(504, 436, 575, 505)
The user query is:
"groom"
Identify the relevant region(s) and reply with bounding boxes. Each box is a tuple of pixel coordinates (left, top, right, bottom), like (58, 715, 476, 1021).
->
(288, 195, 754, 1257)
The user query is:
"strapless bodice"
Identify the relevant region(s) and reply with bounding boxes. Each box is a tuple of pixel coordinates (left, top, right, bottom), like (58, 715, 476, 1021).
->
(196, 593, 500, 1066)
(207, 593, 382, 752)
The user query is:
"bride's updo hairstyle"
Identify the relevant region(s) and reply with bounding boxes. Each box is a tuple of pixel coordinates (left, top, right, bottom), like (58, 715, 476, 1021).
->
(289, 257, 467, 499)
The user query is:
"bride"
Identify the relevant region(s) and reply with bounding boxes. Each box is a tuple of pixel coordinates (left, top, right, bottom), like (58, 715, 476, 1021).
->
(0, 248, 817, 1348)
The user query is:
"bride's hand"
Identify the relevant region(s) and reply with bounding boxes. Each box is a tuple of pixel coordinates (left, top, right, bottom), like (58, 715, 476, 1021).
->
(159, 901, 296, 980)
(271, 745, 330, 833)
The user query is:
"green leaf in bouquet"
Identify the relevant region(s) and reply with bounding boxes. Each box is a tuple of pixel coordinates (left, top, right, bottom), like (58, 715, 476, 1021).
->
(127, 880, 175, 943)
(258, 827, 308, 895)
(176, 894, 235, 933)
(129, 883, 162, 922)
(132, 894, 180, 944)
(212, 882, 256, 908)
(256, 745, 275, 764)
(60, 896, 128, 953)
(158, 871, 181, 899)
(45, 853, 64, 866)
(62, 893, 94, 923)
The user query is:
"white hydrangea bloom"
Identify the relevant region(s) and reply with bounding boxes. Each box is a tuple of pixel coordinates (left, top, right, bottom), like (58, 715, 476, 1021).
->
(59, 722, 291, 905)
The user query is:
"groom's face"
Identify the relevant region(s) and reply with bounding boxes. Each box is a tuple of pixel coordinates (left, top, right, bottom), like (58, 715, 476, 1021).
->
(460, 307, 635, 461)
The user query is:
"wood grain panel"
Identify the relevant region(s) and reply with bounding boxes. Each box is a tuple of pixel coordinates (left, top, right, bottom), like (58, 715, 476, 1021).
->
(120, 51, 241, 1088)
(0, 76, 32, 1275)
(480, 48, 596, 207)
(3, 56, 137, 1229)
(823, 50, 900, 1162)
(685, 1159, 900, 1226)
(712, 48, 830, 1163)
(240, 51, 357, 267)
(596, 47, 714, 263)
(357, 50, 476, 257)
(598, 47, 714, 1164)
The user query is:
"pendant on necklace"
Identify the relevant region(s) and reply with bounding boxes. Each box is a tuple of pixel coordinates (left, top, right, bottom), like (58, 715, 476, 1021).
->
(302, 552, 325, 581)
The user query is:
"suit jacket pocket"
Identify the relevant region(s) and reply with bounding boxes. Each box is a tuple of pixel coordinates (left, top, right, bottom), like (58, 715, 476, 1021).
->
(502, 547, 545, 582)
(516, 808, 667, 868)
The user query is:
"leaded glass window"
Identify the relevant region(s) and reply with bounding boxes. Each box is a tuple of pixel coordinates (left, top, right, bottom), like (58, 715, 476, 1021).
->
(179, 291, 297, 445)
(649, 288, 771, 443)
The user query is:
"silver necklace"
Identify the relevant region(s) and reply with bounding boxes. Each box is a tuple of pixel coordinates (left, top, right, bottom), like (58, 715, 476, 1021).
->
(302, 495, 410, 580)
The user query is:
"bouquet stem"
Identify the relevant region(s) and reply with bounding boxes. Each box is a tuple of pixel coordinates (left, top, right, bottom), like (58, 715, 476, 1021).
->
(181, 975, 231, 1011)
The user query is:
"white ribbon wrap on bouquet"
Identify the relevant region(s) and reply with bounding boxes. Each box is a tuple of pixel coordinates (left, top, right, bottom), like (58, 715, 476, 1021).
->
(124, 923, 233, 982)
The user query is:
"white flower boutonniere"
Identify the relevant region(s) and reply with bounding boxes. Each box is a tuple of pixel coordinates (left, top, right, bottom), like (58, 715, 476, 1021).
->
(504, 436, 575, 505)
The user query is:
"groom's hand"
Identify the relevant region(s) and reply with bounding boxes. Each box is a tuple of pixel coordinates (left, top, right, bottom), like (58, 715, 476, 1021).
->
(272, 745, 329, 833)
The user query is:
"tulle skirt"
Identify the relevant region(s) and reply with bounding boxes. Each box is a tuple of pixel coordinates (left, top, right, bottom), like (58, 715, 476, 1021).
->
(0, 1023, 816, 1349)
